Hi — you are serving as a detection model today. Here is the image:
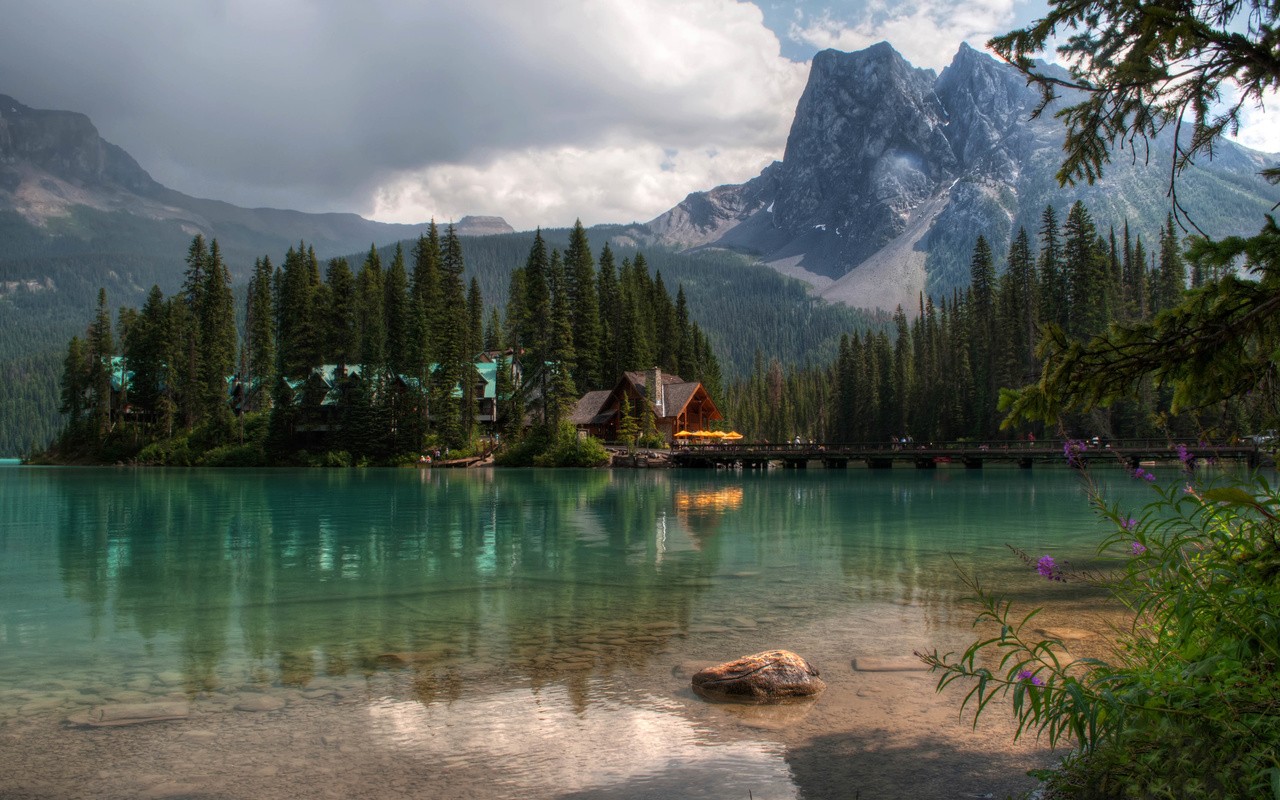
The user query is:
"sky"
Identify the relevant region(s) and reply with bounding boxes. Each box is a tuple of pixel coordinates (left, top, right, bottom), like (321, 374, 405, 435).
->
(1, 0, 1276, 230)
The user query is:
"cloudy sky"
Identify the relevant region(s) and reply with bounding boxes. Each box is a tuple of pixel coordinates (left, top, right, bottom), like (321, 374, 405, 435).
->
(2, 0, 1276, 230)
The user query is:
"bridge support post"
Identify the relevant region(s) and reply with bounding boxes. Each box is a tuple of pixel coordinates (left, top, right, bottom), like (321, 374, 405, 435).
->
(1018, 458, 1033, 469)
(824, 458, 848, 469)
(914, 458, 936, 469)
(866, 458, 893, 469)
(964, 458, 983, 469)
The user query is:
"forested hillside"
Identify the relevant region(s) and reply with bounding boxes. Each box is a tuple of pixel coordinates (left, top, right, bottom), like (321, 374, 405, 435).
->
(20, 221, 887, 457)
(725, 201, 1270, 444)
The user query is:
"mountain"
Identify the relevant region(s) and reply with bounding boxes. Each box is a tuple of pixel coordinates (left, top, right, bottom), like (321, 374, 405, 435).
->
(0, 92, 511, 268)
(648, 43, 1280, 313)
(0, 93, 519, 455)
(0, 94, 887, 456)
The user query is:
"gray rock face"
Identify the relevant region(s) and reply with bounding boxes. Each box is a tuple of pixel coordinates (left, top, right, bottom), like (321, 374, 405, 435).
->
(647, 41, 1280, 312)
(774, 44, 955, 270)
(0, 95, 158, 193)
(455, 215, 515, 236)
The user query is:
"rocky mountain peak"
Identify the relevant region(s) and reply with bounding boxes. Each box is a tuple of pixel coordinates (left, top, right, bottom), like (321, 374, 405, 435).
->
(773, 42, 956, 271)
(0, 94, 158, 195)
(647, 40, 1278, 315)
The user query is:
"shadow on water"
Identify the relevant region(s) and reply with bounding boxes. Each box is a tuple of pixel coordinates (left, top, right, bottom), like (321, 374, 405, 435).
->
(783, 729, 1048, 800)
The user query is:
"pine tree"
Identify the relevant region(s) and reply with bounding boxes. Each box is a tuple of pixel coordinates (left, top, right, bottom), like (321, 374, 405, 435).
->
(433, 224, 468, 444)
(463, 276, 485, 439)
(126, 285, 170, 419)
(565, 219, 601, 391)
(355, 244, 386, 373)
(384, 243, 411, 375)
(675, 286, 695, 379)
(520, 230, 552, 424)
(484, 307, 501, 351)
(1062, 201, 1110, 338)
(87, 288, 114, 441)
(324, 257, 357, 367)
(546, 250, 577, 429)
(1153, 213, 1188, 312)
(245, 258, 276, 413)
(1038, 206, 1066, 329)
(59, 336, 87, 428)
(199, 240, 237, 433)
(596, 243, 622, 383)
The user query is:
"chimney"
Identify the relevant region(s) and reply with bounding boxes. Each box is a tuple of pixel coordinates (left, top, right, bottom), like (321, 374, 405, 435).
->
(646, 367, 663, 416)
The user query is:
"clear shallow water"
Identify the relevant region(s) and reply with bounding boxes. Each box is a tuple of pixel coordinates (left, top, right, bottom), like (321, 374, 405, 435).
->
(0, 465, 1172, 799)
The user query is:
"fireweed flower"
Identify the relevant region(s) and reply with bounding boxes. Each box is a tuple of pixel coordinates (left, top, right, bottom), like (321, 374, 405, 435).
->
(1036, 555, 1066, 581)
(1124, 518, 1138, 532)
(1063, 440, 1087, 468)
(1177, 444, 1193, 472)
(1131, 541, 1146, 555)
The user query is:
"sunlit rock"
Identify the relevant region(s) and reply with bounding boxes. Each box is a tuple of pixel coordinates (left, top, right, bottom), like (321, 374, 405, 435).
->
(692, 650, 825, 701)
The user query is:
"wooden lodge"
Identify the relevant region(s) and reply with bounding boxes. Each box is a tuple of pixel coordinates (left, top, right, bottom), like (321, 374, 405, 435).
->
(570, 367, 722, 442)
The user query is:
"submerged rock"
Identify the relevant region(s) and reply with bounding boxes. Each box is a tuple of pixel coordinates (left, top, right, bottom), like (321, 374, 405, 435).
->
(692, 650, 825, 701)
(235, 693, 285, 712)
(852, 656, 929, 672)
(67, 702, 189, 727)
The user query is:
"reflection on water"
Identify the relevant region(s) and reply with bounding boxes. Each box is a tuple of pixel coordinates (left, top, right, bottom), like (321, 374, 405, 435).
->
(0, 466, 1169, 798)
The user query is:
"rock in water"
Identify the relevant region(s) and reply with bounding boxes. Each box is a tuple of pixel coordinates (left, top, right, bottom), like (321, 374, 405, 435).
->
(692, 650, 825, 701)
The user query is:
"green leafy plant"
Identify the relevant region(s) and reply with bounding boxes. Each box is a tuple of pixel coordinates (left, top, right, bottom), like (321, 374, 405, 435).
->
(918, 459, 1280, 797)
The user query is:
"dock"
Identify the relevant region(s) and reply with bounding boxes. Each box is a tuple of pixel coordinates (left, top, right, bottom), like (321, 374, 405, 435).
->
(669, 438, 1263, 470)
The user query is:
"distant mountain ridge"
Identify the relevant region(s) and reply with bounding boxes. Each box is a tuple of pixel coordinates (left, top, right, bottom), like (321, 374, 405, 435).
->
(0, 93, 511, 270)
(648, 42, 1280, 313)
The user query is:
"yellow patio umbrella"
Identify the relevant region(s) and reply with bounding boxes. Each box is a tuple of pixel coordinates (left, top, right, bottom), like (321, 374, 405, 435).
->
(723, 431, 744, 440)
(706, 431, 727, 438)
(693, 430, 712, 438)
(674, 430, 694, 437)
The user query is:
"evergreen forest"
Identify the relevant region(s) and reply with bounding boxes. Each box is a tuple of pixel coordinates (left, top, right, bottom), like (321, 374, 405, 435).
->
(724, 202, 1272, 444)
(37, 197, 1269, 464)
(45, 221, 746, 465)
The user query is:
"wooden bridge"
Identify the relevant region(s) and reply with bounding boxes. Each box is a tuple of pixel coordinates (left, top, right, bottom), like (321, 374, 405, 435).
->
(670, 438, 1264, 470)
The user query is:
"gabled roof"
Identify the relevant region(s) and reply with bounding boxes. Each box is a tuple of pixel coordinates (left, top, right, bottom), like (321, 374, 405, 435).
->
(475, 362, 498, 399)
(569, 390, 614, 425)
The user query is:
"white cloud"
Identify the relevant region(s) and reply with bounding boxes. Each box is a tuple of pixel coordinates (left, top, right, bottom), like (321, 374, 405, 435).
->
(371, 139, 781, 230)
(0, 0, 807, 228)
(363, 0, 807, 228)
(787, 0, 1024, 72)
(1229, 88, 1280, 154)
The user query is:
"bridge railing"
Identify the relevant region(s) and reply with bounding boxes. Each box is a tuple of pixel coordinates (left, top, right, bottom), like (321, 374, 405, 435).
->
(674, 438, 1259, 457)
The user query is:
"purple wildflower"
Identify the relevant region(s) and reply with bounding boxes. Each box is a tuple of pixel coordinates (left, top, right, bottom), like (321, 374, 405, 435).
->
(1131, 541, 1146, 556)
(1036, 555, 1066, 582)
(1064, 439, 1088, 469)
(1130, 467, 1156, 482)
(1123, 518, 1138, 532)
(1177, 444, 1194, 473)
(1017, 669, 1045, 686)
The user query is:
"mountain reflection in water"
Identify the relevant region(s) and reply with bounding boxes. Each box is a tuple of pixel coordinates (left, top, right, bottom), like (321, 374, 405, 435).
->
(0, 465, 1162, 799)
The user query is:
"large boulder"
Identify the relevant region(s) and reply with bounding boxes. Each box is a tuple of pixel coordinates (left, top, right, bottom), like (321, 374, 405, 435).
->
(692, 650, 825, 701)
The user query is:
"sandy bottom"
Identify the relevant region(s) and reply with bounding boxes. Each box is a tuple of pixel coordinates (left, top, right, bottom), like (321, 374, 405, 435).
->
(0, 591, 1126, 800)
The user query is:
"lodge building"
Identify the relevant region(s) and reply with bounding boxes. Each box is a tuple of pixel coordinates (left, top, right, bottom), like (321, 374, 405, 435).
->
(569, 367, 721, 442)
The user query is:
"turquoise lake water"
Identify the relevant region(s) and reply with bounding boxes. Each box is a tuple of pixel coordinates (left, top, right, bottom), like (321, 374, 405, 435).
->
(0, 465, 1182, 799)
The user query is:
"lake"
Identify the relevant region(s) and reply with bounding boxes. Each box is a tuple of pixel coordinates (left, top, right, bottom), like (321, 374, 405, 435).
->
(0, 464, 1162, 799)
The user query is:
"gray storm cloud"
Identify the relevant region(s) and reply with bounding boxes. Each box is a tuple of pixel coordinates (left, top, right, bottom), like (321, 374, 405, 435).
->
(0, 0, 808, 224)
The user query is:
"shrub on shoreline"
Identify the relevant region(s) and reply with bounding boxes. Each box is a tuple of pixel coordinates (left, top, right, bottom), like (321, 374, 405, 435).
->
(919, 461, 1280, 797)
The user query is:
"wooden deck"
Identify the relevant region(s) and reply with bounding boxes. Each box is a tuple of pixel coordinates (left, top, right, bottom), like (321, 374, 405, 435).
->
(670, 438, 1263, 469)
